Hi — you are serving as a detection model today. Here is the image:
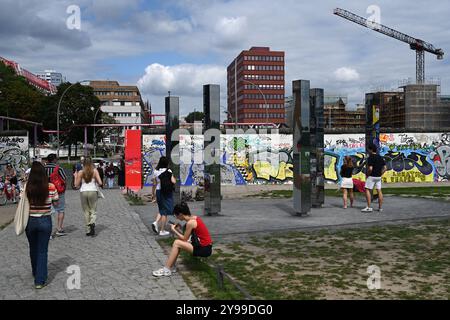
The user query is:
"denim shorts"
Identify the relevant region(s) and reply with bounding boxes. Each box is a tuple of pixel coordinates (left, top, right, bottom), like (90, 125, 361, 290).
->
(53, 192, 65, 213)
(156, 190, 173, 216)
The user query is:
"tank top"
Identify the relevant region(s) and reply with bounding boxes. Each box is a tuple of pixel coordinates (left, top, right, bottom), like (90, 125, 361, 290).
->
(194, 216, 212, 247)
(80, 178, 98, 192)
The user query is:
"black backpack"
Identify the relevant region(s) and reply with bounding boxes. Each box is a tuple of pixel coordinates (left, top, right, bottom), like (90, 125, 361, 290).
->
(159, 169, 174, 194)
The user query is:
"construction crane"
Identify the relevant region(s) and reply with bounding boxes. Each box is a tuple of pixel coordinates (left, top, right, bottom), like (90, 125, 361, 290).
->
(334, 8, 444, 84)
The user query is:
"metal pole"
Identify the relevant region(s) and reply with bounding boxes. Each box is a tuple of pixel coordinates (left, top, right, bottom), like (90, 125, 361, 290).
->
(57, 80, 90, 159)
(84, 126, 88, 157)
(34, 125, 37, 159)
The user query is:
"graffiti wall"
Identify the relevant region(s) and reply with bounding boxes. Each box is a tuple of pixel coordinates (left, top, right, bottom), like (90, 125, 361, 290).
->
(0, 135, 29, 175)
(142, 132, 450, 186)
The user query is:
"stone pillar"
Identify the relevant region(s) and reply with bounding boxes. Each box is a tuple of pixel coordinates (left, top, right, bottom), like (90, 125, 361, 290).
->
(203, 84, 221, 216)
(365, 93, 381, 154)
(293, 80, 311, 215)
(310, 88, 325, 208)
(165, 96, 181, 204)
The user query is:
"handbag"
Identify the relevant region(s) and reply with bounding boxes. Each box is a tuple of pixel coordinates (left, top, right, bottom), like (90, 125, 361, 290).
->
(97, 186, 105, 199)
(14, 185, 30, 236)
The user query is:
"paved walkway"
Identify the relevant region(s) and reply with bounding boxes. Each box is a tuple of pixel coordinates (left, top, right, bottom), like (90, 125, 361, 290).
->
(0, 190, 195, 300)
(136, 194, 450, 241)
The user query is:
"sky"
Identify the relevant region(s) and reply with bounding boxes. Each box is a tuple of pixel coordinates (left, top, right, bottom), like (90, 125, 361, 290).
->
(1, 0, 449, 117)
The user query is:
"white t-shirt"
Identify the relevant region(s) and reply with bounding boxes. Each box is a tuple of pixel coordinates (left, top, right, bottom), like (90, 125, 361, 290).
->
(153, 168, 172, 190)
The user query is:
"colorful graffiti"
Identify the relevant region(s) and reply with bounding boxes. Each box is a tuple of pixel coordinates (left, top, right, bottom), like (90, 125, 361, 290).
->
(142, 132, 450, 186)
(0, 135, 29, 176)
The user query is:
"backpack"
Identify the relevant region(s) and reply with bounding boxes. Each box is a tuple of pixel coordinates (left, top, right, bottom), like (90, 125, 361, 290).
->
(159, 169, 174, 194)
(49, 165, 66, 194)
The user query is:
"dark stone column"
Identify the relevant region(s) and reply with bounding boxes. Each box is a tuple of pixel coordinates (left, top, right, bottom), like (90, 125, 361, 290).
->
(203, 84, 221, 216)
(365, 93, 381, 154)
(310, 88, 325, 208)
(165, 96, 180, 204)
(293, 80, 311, 215)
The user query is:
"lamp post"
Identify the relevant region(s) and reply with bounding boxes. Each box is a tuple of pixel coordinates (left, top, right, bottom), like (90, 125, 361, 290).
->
(242, 79, 269, 127)
(91, 107, 101, 158)
(57, 80, 90, 158)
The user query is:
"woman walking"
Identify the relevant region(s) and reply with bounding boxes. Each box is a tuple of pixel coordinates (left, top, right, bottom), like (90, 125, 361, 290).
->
(340, 156, 355, 209)
(118, 159, 125, 190)
(151, 156, 176, 236)
(25, 161, 59, 289)
(75, 158, 103, 236)
(105, 163, 115, 189)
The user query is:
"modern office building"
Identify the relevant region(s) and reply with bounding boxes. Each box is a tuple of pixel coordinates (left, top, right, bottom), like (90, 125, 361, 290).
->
(227, 47, 285, 125)
(36, 70, 65, 87)
(89, 80, 149, 127)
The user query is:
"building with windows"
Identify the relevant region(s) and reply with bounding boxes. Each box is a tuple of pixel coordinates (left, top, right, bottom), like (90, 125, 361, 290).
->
(285, 94, 365, 130)
(0, 56, 57, 95)
(366, 84, 450, 130)
(227, 47, 285, 124)
(36, 70, 65, 87)
(89, 81, 149, 127)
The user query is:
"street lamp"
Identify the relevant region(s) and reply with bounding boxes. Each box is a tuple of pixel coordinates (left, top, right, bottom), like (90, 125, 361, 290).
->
(57, 80, 90, 158)
(242, 79, 269, 127)
(91, 106, 101, 157)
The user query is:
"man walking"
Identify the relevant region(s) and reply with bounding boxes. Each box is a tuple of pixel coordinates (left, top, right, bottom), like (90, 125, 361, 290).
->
(45, 154, 68, 236)
(362, 144, 387, 213)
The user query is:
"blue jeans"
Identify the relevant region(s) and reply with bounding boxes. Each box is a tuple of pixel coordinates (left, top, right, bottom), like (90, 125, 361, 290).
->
(25, 216, 52, 285)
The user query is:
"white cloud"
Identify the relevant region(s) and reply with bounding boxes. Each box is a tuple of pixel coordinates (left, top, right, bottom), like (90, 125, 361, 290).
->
(334, 67, 360, 82)
(213, 16, 248, 47)
(137, 63, 226, 97)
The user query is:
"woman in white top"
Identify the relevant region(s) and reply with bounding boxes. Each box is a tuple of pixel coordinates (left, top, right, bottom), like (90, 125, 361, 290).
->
(151, 156, 176, 236)
(75, 157, 103, 236)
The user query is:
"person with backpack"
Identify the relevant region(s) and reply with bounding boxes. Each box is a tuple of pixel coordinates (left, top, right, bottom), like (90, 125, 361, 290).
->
(151, 156, 176, 236)
(45, 154, 67, 237)
(153, 202, 213, 277)
(362, 144, 388, 213)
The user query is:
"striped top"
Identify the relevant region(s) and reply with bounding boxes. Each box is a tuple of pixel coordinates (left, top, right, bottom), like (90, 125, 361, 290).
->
(29, 183, 59, 217)
(45, 163, 67, 181)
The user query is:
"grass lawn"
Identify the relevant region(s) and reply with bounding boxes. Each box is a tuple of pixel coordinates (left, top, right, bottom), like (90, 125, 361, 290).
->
(250, 187, 450, 201)
(158, 219, 450, 300)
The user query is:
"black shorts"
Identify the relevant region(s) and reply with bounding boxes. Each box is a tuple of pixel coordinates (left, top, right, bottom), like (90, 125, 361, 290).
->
(193, 245, 212, 258)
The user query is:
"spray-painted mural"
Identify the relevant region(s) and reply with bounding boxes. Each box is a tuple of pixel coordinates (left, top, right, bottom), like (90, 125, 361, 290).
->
(142, 132, 449, 186)
(0, 135, 29, 175)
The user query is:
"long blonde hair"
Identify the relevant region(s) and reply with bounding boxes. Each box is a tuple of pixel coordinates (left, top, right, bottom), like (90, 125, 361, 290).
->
(82, 157, 95, 183)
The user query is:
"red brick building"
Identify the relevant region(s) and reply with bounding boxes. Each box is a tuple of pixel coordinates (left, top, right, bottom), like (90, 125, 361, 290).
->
(227, 47, 285, 124)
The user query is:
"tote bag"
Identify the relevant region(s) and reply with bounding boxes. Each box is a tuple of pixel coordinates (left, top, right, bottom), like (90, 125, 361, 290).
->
(14, 187, 30, 236)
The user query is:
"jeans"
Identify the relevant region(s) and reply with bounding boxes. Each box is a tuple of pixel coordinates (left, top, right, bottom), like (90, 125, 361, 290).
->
(25, 216, 52, 285)
(107, 177, 114, 189)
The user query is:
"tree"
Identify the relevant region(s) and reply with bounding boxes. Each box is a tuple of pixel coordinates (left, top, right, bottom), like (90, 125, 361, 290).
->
(185, 111, 204, 123)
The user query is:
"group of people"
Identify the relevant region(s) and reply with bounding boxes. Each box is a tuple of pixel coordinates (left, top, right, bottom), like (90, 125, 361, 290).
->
(339, 143, 387, 212)
(22, 154, 104, 289)
(73, 158, 125, 190)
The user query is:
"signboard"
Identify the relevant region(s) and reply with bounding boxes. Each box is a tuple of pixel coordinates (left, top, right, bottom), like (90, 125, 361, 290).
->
(125, 129, 142, 191)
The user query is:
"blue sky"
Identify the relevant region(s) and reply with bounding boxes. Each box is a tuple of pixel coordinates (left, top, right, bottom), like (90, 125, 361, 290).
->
(1, 0, 449, 116)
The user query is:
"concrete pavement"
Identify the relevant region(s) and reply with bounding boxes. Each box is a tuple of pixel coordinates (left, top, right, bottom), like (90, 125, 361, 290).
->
(0, 189, 195, 300)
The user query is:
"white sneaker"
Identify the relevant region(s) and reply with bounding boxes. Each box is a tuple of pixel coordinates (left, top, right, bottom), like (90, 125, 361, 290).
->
(151, 221, 159, 234)
(159, 231, 170, 236)
(361, 207, 373, 213)
(378, 208, 384, 213)
(152, 267, 172, 277)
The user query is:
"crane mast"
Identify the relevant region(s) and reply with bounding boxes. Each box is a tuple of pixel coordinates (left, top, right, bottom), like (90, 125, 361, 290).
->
(334, 8, 444, 83)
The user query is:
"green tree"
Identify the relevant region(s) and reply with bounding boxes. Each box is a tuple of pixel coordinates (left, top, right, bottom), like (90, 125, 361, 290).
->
(0, 62, 46, 134)
(185, 111, 204, 123)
